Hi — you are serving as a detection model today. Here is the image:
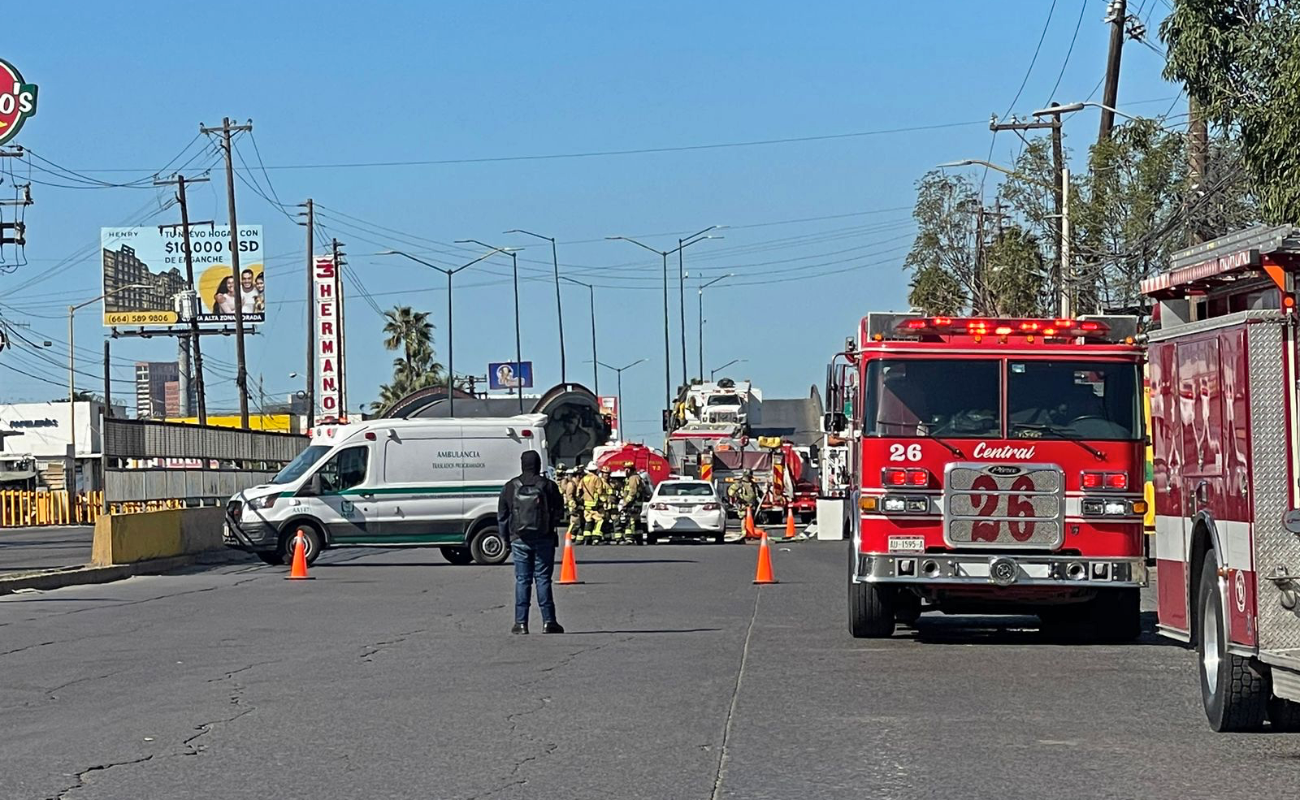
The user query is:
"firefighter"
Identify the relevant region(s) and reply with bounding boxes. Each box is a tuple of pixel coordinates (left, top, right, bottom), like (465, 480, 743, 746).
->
(728, 468, 761, 520)
(619, 467, 646, 544)
(580, 462, 612, 544)
(558, 465, 582, 541)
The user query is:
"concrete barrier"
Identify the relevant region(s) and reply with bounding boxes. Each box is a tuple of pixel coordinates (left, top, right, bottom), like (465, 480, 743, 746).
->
(91, 507, 225, 566)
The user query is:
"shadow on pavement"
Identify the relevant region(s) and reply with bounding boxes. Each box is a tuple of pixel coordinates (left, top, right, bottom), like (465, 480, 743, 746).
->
(906, 611, 1175, 647)
(564, 628, 722, 635)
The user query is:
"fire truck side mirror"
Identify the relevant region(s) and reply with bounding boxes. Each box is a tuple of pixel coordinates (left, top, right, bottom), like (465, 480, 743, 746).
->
(661, 410, 670, 432)
(823, 411, 846, 434)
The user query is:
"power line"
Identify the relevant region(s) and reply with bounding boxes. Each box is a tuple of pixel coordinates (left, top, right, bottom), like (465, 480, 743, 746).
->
(59, 120, 989, 174)
(1046, 0, 1090, 103)
(1003, 0, 1059, 117)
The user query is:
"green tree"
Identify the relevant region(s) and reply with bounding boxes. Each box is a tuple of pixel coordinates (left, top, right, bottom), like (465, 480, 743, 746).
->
(904, 171, 977, 314)
(1163, 1, 1300, 223)
(382, 306, 442, 381)
(984, 225, 1047, 316)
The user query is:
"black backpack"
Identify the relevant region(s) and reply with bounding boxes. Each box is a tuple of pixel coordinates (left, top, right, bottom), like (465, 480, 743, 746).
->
(510, 477, 549, 535)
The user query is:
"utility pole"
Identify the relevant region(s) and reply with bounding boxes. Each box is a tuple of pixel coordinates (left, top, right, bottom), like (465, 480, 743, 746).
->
(1188, 97, 1209, 246)
(990, 114, 1066, 314)
(154, 173, 211, 424)
(1099, 0, 1127, 142)
(299, 199, 315, 429)
(199, 117, 253, 428)
(332, 238, 348, 419)
(0, 154, 32, 260)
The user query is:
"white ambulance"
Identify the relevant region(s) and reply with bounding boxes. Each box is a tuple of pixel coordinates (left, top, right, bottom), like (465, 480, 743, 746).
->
(222, 415, 549, 566)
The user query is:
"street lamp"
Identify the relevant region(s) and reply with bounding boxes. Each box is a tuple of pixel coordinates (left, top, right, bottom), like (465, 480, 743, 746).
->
(68, 284, 146, 504)
(940, 158, 1071, 316)
(378, 247, 510, 417)
(457, 239, 525, 412)
(710, 358, 745, 382)
(1031, 101, 1145, 123)
(697, 273, 733, 381)
(594, 357, 647, 441)
(505, 229, 566, 383)
(676, 226, 724, 388)
(609, 230, 722, 410)
(559, 276, 598, 394)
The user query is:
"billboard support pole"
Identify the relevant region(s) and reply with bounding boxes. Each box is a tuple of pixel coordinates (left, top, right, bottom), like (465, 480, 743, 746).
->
(200, 117, 254, 429)
(512, 250, 523, 413)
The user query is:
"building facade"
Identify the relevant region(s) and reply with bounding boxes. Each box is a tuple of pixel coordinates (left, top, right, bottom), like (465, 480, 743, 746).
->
(102, 244, 189, 314)
(135, 361, 179, 419)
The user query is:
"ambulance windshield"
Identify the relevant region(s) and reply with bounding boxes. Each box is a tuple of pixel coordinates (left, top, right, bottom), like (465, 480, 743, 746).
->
(272, 445, 332, 484)
(863, 359, 1000, 438)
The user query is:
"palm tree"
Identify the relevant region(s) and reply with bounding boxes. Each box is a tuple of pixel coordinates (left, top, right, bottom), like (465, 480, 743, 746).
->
(382, 307, 441, 378)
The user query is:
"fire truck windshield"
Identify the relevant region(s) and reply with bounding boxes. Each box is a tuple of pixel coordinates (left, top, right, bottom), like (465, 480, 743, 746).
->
(862, 358, 1141, 441)
(863, 359, 1001, 438)
(1007, 360, 1140, 441)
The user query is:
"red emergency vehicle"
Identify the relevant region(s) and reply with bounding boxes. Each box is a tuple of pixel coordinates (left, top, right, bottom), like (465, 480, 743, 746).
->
(826, 312, 1148, 639)
(1143, 225, 1300, 731)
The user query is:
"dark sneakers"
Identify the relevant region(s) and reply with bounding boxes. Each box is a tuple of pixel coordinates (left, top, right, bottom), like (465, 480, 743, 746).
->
(511, 623, 529, 635)
(542, 621, 565, 634)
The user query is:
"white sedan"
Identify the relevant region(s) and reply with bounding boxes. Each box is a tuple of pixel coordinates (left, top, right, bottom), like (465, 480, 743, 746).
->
(645, 480, 727, 543)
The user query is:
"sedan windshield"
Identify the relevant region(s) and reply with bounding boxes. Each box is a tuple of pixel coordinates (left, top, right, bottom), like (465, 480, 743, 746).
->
(658, 482, 715, 497)
(271, 445, 332, 485)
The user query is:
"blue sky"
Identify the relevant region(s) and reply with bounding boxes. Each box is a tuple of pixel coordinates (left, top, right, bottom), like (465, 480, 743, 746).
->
(0, 0, 1180, 441)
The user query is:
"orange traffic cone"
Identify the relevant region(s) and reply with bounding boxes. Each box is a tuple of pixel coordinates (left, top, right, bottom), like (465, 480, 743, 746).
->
(557, 532, 582, 585)
(784, 508, 797, 540)
(753, 531, 777, 584)
(286, 529, 313, 581)
(744, 508, 760, 540)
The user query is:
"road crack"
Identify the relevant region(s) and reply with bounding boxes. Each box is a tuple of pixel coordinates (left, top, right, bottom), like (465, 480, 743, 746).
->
(359, 629, 425, 662)
(710, 589, 762, 800)
(51, 755, 154, 799)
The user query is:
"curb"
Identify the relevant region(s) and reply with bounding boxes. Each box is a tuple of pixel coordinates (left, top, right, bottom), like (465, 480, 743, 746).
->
(0, 554, 201, 596)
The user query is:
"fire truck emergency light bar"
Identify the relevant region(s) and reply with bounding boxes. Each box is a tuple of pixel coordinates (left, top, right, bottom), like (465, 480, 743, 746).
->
(865, 313, 1138, 344)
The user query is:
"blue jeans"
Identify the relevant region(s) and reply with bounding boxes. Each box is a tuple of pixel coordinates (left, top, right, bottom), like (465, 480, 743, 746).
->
(512, 539, 557, 625)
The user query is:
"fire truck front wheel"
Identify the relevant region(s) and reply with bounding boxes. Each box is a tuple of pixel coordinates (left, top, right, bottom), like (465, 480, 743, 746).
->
(848, 579, 896, 638)
(1197, 550, 1267, 732)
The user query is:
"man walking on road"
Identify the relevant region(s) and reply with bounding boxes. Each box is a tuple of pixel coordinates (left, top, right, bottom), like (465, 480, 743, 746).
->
(498, 451, 565, 635)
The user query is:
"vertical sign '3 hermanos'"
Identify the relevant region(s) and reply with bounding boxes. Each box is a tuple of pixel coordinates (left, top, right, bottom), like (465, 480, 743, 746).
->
(0, 60, 38, 147)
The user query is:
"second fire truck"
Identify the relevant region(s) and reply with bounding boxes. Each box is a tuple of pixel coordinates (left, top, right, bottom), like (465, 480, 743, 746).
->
(825, 312, 1148, 640)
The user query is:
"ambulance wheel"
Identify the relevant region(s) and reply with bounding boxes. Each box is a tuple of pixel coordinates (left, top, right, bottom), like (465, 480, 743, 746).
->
(470, 524, 509, 566)
(442, 546, 474, 566)
(1198, 550, 1266, 731)
(849, 579, 896, 638)
(277, 523, 323, 566)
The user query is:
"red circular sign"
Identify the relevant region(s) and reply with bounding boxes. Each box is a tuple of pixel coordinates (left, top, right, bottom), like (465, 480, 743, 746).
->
(0, 60, 38, 147)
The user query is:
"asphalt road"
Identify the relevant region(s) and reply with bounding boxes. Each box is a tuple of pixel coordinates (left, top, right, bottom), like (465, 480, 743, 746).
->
(0, 526, 93, 575)
(2, 541, 1297, 800)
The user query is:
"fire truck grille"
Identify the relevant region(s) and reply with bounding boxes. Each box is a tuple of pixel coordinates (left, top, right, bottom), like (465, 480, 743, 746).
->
(943, 463, 1065, 549)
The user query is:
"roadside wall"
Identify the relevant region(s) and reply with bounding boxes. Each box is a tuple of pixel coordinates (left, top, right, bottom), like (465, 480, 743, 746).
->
(91, 507, 224, 566)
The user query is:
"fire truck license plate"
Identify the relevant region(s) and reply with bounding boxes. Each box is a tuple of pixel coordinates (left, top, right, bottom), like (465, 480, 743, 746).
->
(888, 536, 925, 552)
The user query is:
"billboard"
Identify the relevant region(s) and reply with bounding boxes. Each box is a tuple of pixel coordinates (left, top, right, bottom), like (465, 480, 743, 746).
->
(314, 255, 343, 419)
(489, 361, 533, 391)
(101, 225, 264, 326)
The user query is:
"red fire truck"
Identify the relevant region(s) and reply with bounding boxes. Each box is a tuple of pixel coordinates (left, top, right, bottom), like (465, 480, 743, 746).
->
(1142, 225, 1300, 731)
(825, 312, 1148, 639)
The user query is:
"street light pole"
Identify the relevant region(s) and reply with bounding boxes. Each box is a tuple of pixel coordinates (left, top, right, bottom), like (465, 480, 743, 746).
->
(560, 276, 598, 395)
(697, 274, 733, 382)
(675, 226, 722, 388)
(457, 240, 524, 412)
(506, 229, 566, 383)
(68, 284, 145, 510)
(379, 248, 508, 417)
(595, 358, 647, 441)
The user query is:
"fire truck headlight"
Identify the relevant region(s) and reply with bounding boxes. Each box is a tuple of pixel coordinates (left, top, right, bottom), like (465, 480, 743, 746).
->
(882, 496, 907, 513)
(1082, 500, 1104, 516)
(1103, 501, 1127, 516)
(904, 497, 929, 513)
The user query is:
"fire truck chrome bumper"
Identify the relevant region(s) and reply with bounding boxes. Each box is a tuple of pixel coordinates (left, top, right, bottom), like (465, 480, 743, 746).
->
(854, 553, 1147, 587)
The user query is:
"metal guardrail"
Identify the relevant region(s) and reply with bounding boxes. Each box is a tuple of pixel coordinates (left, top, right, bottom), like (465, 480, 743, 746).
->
(0, 490, 103, 527)
(103, 418, 308, 505)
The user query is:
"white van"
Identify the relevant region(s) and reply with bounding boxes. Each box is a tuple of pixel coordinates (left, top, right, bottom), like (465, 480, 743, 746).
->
(222, 414, 549, 566)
